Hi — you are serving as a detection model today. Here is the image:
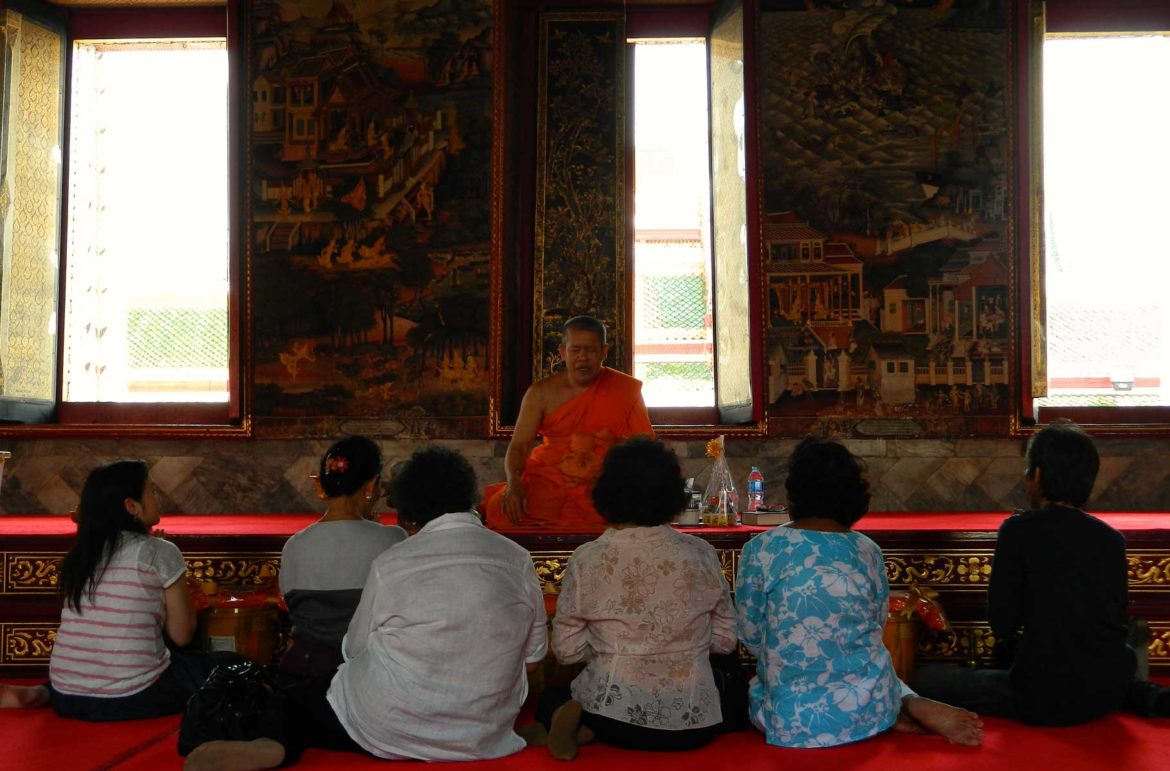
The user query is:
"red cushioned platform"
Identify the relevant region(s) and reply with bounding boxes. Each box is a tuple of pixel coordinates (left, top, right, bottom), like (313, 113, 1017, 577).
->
(1, 708, 179, 771)
(2, 511, 1166, 538)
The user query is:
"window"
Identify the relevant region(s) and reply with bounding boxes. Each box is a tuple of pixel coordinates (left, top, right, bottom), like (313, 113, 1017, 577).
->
(0, 4, 241, 432)
(630, 39, 715, 410)
(493, 3, 759, 433)
(1036, 34, 1169, 411)
(630, 5, 755, 425)
(64, 40, 229, 404)
(1025, 1, 1170, 428)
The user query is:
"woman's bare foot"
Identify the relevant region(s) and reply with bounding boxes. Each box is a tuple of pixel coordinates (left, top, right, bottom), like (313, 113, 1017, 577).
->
(548, 700, 584, 760)
(184, 739, 285, 771)
(902, 695, 984, 746)
(518, 722, 549, 747)
(0, 683, 50, 709)
(891, 710, 928, 735)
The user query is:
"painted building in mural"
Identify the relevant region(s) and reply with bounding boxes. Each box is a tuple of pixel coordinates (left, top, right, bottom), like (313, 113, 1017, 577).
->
(760, 0, 1012, 422)
(765, 211, 1010, 408)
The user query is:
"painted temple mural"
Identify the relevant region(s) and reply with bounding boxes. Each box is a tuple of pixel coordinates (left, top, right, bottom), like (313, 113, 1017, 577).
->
(248, 0, 492, 420)
(533, 15, 627, 381)
(759, 0, 1013, 433)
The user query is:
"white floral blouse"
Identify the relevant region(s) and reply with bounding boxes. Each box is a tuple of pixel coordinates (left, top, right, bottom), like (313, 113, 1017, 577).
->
(552, 524, 737, 731)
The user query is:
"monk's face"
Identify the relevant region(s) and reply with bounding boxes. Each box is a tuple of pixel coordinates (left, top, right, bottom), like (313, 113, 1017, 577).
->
(559, 328, 608, 387)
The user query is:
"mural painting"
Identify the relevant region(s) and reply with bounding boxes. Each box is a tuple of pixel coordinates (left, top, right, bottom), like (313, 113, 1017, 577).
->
(533, 14, 627, 381)
(248, 0, 493, 419)
(759, 0, 1013, 433)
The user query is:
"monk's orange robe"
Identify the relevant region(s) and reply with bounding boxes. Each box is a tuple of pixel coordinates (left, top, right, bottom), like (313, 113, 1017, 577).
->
(484, 368, 653, 529)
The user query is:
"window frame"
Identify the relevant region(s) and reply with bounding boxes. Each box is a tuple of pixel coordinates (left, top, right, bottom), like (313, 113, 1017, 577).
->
(0, 2, 248, 438)
(627, 27, 718, 424)
(488, 2, 765, 438)
(1018, 0, 1170, 435)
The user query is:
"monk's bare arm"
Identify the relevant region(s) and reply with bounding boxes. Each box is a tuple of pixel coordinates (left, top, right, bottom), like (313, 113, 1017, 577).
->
(501, 384, 545, 523)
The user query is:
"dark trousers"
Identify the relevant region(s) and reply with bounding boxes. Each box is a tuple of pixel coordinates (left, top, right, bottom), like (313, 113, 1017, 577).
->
(278, 637, 343, 682)
(50, 650, 246, 722)
(256, 674, 368, 766)
(534, 653, 747, 753)
(535, 686, 724, 752)
(913, 662, 1170, 723)
(912, 663, 1019, 719)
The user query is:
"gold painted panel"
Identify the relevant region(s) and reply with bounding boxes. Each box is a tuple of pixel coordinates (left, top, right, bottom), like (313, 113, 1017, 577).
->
(918, 622, 999, 667)
(1128, 553, 1170, 589)
(0, 12, 63, 400)
(4, 552, 61, 594)
(530, 549, 739, 596)
(183, 553, 281, 588)
(531, 552, 572, 595)
(532, 12, 628, 379)
(2, 552, 285, 595)
(1, 623, 56, 666)
(717, 549, 738, 588)
(1147, 625, 1170, 665)
(883, 550, 995, 588)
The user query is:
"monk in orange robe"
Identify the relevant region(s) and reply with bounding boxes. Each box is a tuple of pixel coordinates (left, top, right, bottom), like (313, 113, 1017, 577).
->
(484, 316, 653, 529)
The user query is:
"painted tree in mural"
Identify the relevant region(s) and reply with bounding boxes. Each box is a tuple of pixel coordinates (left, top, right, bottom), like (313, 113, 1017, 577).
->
(249, 0, 493, 419)
(544, 33, 614, 312)
(536, 21, 623, 377)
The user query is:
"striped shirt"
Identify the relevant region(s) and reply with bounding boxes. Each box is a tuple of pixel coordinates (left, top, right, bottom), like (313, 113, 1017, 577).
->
(49, 533, 188, 698)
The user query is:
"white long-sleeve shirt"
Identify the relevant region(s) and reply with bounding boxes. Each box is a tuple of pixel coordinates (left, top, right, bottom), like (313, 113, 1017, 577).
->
(552, 525, 737, 730)
(327, 512, 547, 761)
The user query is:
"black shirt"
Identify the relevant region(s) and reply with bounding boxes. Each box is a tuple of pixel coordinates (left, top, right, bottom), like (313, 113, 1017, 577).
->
(989, 505, 1136, 725)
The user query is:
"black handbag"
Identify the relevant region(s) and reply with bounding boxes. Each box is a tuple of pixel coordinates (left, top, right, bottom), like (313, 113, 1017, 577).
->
(178, 660, 277, 756)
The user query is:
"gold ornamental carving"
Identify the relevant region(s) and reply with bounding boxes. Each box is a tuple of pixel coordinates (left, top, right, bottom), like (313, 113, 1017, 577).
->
(717, 549, 737, 588)
(1145, 627, 1170, 662)
(528, 550, 738, 595)
(530, 552, 572, 595)
(883, 551, 994, 587)
(916, 622, 998, 666)
(2, 624, 56, 665)
(1127, 554, 1170, 588)
(4, 553, 62, 594)
(183, 554, 281, 588)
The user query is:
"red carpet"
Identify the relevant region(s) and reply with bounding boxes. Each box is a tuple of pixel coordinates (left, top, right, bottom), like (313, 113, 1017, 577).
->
(97, 712, 1170, 771)
(6, 679, 1170, 769)
(7, 682, 1169, 771)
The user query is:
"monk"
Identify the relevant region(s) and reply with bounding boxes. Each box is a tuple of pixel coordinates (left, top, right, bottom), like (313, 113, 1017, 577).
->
(484, 316, 653, 529)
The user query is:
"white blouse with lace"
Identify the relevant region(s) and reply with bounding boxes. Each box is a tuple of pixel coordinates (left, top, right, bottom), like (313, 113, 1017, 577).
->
(552, 524, 737, 730)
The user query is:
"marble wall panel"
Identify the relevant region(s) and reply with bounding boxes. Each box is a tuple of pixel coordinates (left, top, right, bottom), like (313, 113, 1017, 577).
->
(0, 436, 1168, 516)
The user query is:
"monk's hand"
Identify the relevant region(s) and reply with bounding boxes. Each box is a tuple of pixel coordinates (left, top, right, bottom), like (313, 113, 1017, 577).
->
(502, 482, 528, 525)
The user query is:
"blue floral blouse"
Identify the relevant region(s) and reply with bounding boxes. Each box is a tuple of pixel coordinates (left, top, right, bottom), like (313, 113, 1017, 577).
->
(735, 526, 901, 748)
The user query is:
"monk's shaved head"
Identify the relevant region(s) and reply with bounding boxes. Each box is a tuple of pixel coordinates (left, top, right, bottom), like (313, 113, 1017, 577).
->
(562, 315, 607, 345)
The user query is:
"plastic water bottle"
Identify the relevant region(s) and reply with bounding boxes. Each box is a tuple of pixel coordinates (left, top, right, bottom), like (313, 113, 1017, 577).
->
(747, 466, 765, 512)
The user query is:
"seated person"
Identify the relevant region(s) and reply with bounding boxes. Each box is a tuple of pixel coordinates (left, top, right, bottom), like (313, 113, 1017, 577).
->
(484, 315, 653, 529)
(736, 437, 983, 748)
(1, 461, 242, 718)
(523, 437, 739, 759)
(183, 445, 548, 770)
(913, 420, 1170, 724)
(278, 436, 406, 679)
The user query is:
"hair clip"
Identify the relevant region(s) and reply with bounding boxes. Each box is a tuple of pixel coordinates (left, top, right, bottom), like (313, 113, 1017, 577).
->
(324, 455, 349, 475)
